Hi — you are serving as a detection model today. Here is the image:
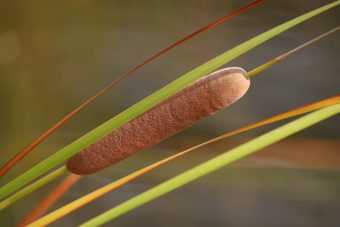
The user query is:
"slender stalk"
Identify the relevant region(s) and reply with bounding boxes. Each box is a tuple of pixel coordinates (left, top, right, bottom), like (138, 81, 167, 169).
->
(27, 95, 339, 227)
(246, 26, 340, 78)
(0, 0, 265, 178)
(79, 104, 340, 227)
(1, 1, 337, 201)
(0, 167, 67, 211)
(17, 174, 80, 227)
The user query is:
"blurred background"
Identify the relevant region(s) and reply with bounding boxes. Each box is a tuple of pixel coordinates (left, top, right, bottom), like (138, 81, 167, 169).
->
(0, 0, 339, 226)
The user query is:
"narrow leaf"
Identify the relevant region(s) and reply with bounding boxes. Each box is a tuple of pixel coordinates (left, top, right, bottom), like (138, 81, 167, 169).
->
(0, 167, 67, 211)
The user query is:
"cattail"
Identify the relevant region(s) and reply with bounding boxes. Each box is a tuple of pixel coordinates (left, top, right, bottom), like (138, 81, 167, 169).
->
(67, 67, 250, 175)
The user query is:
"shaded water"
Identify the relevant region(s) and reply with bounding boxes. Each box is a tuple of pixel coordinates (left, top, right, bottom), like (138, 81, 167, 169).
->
(0, 0, 339, 226)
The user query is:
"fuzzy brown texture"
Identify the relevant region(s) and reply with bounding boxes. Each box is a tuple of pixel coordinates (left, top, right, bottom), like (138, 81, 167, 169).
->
(67, 67, 250, 175)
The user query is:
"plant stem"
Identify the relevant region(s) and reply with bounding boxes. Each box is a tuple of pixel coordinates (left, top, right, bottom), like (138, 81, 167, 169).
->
(246, 26, 340, 78)
(0, 166, 67, 211)
(17, 173, 80, 227)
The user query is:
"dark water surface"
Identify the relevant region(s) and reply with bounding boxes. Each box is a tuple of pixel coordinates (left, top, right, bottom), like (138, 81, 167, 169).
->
(0, 0, 339, 226)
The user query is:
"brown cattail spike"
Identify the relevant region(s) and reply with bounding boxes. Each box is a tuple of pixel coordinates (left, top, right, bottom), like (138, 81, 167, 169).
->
(67, 67, 250, 175)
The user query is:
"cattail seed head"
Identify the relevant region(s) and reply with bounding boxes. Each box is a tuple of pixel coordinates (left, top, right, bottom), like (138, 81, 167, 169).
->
(67, 67, 250, 175)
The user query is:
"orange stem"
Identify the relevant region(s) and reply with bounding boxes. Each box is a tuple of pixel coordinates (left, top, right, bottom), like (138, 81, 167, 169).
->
(17, 174, 81, 227)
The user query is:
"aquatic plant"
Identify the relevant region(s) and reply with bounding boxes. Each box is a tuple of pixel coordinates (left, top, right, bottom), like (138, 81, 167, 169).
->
(0, 1, 339, 226)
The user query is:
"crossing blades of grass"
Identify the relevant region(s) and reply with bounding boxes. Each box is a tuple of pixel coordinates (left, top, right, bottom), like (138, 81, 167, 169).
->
(0, 0, 338, 202)
(0, 167, 67, 211)
(5, 24, 339, 220)
(17, 174, 81, 227)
